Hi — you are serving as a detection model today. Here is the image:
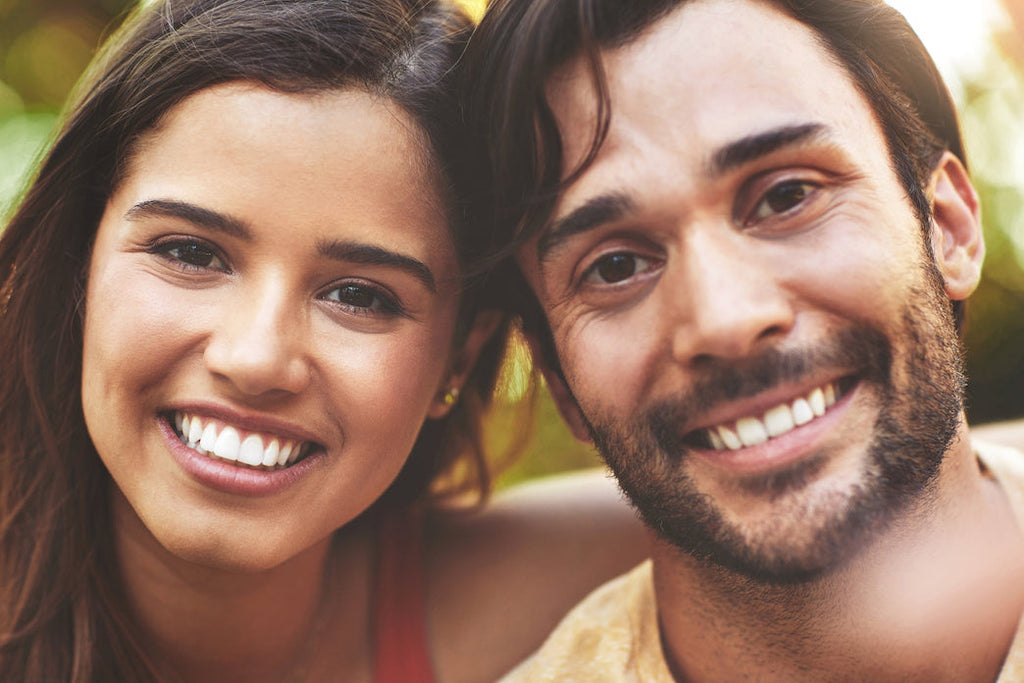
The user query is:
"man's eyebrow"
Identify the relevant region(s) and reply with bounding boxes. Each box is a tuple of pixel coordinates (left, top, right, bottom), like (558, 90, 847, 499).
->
(708, 122, 828, 178)
(317, 239, 437, 293)
(125, 199, 251, 239)
(535, 125, 828, 265)
(538, 192, 634, 264)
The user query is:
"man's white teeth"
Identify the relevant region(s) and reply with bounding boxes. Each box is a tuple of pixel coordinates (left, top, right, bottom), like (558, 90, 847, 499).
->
(174, 412, 306, 469)
(735, 417, 768, 447)
(792, 398, 814, 426)
(764, 404, 794, 437)
(705, 381, 840, 450)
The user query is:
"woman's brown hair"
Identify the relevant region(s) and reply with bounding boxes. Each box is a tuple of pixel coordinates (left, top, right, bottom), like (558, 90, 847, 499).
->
(0, 0, 504, 678)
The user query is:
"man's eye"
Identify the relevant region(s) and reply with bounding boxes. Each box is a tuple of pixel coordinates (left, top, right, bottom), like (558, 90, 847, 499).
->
(583, 252, 653, 285)
(322, 282, 403, 316)
(750, 180, 817, 221)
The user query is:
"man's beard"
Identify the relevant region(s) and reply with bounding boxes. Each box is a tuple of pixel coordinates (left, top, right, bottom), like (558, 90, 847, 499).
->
(582, 258, 967, 585)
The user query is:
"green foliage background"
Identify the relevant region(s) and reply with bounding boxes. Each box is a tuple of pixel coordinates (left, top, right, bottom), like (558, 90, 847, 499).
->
(1, 0, 1022, 487)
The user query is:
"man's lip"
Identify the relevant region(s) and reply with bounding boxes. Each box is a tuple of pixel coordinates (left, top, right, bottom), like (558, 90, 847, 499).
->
(689, 382, 860, 476)
(682, 373, 856, 436)
(161, 401, 323, 447)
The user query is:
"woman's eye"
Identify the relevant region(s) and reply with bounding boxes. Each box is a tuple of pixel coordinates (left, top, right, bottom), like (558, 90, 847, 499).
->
(750, 180, 817, 221)
(582, 252, 654, 285)
(153, 239, 226, 271)
(322, 282, 402, 316)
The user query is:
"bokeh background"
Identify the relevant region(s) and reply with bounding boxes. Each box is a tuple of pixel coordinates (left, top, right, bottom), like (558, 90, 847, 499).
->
(1, 0, 1022, 486)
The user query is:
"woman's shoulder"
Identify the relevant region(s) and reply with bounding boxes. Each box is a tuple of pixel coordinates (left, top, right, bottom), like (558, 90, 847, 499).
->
(424, 468, 649, 682)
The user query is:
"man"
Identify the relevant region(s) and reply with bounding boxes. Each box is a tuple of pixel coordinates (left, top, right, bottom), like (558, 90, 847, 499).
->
(463, 0, 1024, 680)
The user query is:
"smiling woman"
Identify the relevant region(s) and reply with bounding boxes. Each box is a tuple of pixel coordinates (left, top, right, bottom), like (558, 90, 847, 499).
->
(0, 1, 647, 681)
(83, 84, 467, 572)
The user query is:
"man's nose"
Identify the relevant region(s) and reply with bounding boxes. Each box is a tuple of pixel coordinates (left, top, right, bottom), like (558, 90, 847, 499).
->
(668, 228, 795, 366)
(203, 278, 312, 398)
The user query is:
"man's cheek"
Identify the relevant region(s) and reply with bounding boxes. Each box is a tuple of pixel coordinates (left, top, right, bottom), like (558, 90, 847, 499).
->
(561, 319, 649, 414)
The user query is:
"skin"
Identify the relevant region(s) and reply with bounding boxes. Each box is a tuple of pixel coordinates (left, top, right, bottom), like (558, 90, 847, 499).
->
(81, 82, 648, 682)
(518, 0, 1024, 679)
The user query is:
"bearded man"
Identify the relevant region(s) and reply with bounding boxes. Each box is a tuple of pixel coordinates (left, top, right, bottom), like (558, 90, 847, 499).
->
(464, 0, 1024, 679)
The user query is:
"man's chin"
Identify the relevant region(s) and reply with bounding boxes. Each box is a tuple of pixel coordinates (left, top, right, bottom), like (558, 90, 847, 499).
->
(647, 463, 887, 585)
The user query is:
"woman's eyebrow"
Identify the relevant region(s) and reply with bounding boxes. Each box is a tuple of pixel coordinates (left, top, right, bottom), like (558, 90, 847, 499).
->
(125, 200, 439, 292)
(317, 239, 437, 293)
(125, 199, 252, 239)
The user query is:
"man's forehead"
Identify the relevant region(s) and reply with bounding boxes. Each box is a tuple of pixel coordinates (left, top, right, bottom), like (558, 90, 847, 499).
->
(533, 0, 886, 244)
(544, 0, 852, 152)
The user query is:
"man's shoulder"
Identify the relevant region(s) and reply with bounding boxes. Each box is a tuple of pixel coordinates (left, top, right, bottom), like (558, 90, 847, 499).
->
(500, 559, 674, 682)
(975, 439, 1024, 500)
(974, 440, 1024, 682)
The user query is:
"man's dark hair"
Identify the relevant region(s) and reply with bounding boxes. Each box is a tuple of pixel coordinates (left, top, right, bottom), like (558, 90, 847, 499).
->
(462, 0, 967, 371)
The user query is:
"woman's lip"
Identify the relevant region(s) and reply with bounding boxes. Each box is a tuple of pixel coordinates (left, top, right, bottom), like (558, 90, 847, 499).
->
(689, 381, 859, 476)
(159, 417, 323, 497)
(163, 401, 322, 447)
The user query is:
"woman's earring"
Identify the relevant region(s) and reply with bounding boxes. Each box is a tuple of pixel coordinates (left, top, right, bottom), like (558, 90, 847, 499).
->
(442, 387, 460, 406)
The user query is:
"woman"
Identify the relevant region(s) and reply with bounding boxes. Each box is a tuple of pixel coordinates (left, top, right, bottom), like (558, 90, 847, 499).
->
(0, 0, 647, 680)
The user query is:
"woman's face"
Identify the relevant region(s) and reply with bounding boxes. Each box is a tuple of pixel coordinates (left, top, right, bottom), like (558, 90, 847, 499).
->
(82, 82, 463, 571)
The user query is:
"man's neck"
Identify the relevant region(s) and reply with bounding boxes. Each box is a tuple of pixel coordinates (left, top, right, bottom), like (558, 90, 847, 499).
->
(651, 428, 1024, 682)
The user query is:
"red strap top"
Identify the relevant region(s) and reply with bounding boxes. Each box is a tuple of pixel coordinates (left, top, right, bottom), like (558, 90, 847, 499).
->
(372, 508, 436, 683)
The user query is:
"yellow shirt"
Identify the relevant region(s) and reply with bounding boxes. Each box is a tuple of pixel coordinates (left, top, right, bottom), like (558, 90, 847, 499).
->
(503, 442, 1024, 683)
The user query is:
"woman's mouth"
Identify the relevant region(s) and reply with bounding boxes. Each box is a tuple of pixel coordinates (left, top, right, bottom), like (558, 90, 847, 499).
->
(167, 411, 318, 470)
(688, 377, 856, 451)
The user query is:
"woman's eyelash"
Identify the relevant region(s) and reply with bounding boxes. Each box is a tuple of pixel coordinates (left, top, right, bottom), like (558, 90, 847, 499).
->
(149, 237, 228, 272)
(321, 282, 407, 318)
(147, 240, 408, 319)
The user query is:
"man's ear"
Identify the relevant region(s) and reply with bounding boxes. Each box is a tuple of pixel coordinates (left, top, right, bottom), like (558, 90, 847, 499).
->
(427, 310, 503, 419)
(928, 151, 984, 301)
(523, 332, 593, 444)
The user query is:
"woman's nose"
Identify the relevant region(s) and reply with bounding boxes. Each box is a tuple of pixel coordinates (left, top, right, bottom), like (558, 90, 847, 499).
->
(203, 279, 312, 398)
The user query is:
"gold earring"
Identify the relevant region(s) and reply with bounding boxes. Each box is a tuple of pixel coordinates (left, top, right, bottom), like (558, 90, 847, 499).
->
(443, 387, 460, 405)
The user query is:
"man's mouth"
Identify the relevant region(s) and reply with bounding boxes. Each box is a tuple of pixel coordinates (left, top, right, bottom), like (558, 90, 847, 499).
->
(167, 411, 318, 470)
(692, 378, 855, 451)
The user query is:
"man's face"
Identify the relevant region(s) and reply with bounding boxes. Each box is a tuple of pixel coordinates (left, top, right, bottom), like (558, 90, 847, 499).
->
(517, 0, 976, 582)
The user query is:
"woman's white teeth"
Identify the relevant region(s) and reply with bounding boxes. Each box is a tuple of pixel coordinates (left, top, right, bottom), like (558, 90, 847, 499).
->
(188, 417, 204, 445)
(214, 427, 241, 461)
(199, 423, 218, 452)
(262, 439, 280, 468)
(278, 442, 294, 467)
(239, 434, 267, 467)
(705, 382, 840, 450)
(175, 412, 305, 469)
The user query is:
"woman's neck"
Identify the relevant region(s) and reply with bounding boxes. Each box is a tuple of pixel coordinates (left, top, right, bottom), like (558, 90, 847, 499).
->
(111, 491, 374, 682)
